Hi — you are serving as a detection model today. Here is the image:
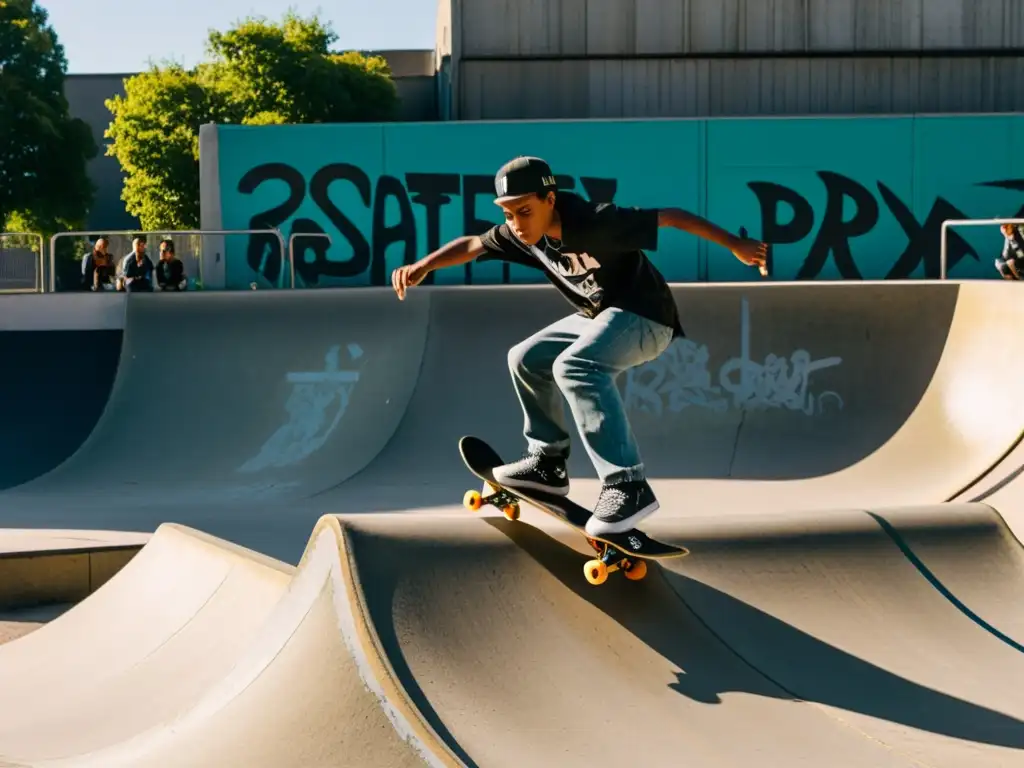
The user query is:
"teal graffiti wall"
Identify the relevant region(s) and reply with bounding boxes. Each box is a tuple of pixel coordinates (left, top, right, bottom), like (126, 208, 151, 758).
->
(215, 115, 1024, 289)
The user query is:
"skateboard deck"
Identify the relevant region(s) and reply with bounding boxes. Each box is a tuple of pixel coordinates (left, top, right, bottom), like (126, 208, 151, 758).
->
(458, 435, 689, 586)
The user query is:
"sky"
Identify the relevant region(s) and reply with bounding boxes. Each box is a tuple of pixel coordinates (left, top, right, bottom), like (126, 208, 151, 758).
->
(40, 0, 438, 74)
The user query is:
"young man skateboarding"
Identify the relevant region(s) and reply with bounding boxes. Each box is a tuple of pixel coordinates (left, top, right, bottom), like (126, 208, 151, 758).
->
(391, 156, 767, 535)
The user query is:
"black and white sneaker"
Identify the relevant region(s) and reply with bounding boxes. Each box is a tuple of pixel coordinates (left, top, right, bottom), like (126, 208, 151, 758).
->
(492, 452, 569, 496)
(585, 480, 660, 536)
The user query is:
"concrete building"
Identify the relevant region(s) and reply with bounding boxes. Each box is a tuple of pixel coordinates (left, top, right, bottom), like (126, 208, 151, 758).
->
(436, 0, 1024, 119)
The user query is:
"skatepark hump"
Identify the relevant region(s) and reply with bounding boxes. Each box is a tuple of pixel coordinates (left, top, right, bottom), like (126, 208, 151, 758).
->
(0, 281, 1023, 765)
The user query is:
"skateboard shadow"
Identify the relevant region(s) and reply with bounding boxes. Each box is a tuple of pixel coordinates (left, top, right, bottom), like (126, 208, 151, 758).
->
(484, 516, 1024, 752)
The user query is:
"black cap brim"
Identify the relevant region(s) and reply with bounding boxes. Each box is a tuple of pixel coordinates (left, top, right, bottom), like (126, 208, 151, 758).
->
(493, 192, 538, 205)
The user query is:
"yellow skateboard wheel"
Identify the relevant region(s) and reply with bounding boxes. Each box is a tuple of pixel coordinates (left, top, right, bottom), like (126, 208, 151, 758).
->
(623, 560, 647, 581)
(463, 489, 483, 511)
(584, 559, 608, 585)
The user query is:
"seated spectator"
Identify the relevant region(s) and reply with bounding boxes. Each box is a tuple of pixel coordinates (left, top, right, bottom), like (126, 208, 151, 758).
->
(115, 251, 132, 291)
(81, 237, 115, 291)
(156, 239, 187, 291)
(122, 237, 154, 292)
(995, 222, 1024, 280)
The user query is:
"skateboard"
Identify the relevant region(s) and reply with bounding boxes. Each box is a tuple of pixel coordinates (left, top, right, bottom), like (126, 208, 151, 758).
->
(458, 435, 689, 586)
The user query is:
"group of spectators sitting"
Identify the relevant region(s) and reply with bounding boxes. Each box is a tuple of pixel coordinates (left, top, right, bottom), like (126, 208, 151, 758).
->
(80, 224, 1024, 287)
(81, 236, 188, 292)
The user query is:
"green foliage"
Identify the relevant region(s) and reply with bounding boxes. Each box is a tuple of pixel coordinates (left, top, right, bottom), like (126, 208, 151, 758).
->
(0, 0, 97, 233)
(105, 65, 228, 230)
(105, 11, 399, 229)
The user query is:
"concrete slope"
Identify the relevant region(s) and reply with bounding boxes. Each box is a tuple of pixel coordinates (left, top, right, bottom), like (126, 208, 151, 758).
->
(0, 289, 428, 536)
(320, 281, 1024, 519)
(0, 281, 1021, 562)
(18, 517, 466, 768)
(949, 422, 1024, 507)
(0, 295, 122, 491)
(0, 524, 293, 763)
(36, 509, 1015, 768)
(1, 504, 1021, 766)
(869, 504, 1024, 657)
(335, 513, 923, 767)
(651, 506, 1024, 768)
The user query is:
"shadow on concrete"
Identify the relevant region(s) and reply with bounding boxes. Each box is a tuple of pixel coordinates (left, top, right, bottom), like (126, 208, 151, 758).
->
(489, 516, 1024, 752)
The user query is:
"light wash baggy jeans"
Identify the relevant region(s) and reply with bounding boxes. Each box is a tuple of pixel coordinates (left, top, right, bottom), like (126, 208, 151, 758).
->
(507, 307, 675, 485)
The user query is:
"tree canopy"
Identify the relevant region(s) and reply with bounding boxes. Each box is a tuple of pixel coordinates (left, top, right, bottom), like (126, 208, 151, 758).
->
(106, 12, 398, 230)
(0, 0, 97, 234)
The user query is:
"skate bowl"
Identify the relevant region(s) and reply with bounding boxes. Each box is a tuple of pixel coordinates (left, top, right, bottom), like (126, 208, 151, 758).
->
(0, 281, 1022, 553)
(0, 280, 1023, 766)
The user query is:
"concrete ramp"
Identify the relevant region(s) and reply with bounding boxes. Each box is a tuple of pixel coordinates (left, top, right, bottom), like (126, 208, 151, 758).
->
(652, 505, 1024, 767)
(311, 281, 1024, 522)
(0, 518, 465, 767)
(1, 280, 1024, 765)
(2, 282, 1023, 552)
(6, 290, 429, 508)
(0, 524, 293, 762)
(1, 510, 1020, 766)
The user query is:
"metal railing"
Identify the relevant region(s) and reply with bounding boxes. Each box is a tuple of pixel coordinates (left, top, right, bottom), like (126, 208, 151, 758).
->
(0, 232, 45, 293)
(940, 217, 1024, 279)
(50, 228, 288, 292)
(288, 232, 334, 289)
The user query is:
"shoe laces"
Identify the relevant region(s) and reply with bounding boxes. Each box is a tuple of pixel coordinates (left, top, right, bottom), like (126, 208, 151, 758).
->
(515, 451, 544, 466)
(595, 483, 628, 512)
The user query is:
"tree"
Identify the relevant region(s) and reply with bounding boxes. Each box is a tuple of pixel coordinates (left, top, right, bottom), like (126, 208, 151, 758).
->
(0, 0, 97, 234)
(105, 12, 398, 230)
(104, 65, 226, 232)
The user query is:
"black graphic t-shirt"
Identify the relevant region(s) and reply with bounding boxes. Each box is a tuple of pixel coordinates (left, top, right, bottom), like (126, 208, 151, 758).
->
(478, 192, 683, 337)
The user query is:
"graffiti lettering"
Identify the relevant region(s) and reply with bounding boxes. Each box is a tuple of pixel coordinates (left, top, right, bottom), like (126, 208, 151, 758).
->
(231, 152, 1024, 286)
(237, 164, 618, 287)
(623, 298, 843, 416)
(238, 343, 364, 472)
(745, 172, 1024, 279)
(623, 338, 730, 415)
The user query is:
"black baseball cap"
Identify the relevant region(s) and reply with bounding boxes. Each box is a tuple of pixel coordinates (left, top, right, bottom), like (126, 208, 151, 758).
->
(494, 156, 558, 204)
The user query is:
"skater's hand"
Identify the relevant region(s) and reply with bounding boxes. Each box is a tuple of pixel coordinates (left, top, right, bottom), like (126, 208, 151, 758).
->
(391, 264, 425, 300)
(730, 235, 769, 277)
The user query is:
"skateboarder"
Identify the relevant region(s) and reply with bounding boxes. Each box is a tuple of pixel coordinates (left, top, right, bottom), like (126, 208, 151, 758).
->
(391, 156, 767, 535)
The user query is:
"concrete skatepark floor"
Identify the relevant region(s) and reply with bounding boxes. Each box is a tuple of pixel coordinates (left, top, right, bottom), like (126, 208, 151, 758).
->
(0, 283, 1022, 766)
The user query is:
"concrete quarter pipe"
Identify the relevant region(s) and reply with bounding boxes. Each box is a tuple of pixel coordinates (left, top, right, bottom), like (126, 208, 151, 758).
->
(0, 295, 122, 491)
(0, 281, 1022, 766)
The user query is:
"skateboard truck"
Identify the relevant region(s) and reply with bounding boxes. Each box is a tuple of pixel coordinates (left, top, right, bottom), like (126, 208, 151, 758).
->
(463, 482, 648, 585)
(583, 538, 647, 586)
(464, 483, 521, 521)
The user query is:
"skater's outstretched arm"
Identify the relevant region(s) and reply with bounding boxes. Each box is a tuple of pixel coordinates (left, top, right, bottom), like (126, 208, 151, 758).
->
(658, 208, 768, 272)
(391, 235, 486, 300)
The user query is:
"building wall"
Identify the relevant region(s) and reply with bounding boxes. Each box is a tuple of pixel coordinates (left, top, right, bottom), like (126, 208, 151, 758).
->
(458, 0, 1024, 56)
(63, 74, 139, 233)
(203, 115, 1024, 289)
(434, 0, 456, 119)
(457, 56, 1024, 119)
(64, 51, 438, 232)
(443, 0, 1024, 119)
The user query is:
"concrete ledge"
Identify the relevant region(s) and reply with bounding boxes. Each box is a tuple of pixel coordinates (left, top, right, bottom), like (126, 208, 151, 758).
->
(0, 292, 126, 331)
(0, 530, 149, 610)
